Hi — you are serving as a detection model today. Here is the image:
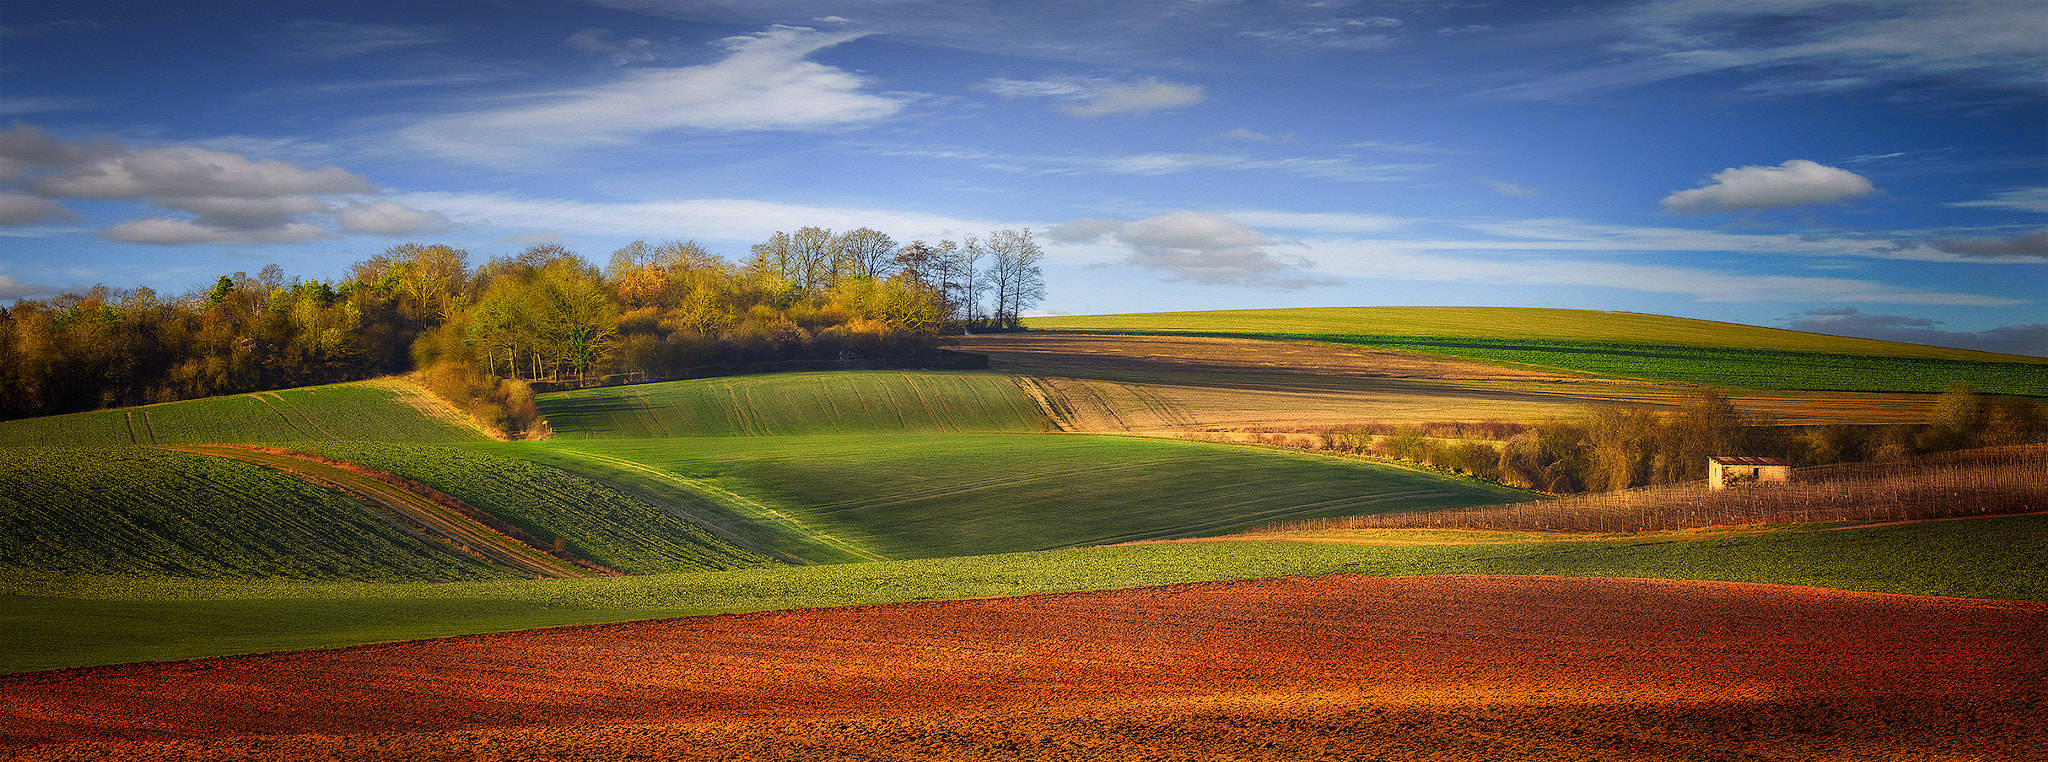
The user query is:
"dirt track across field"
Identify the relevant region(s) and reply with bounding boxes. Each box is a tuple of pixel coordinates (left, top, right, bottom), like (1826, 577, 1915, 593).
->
(4, 575, 2043, 761)
(952, 333, 1942, 429)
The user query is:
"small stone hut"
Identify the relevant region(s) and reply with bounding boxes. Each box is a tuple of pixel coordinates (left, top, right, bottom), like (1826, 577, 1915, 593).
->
(1707, 456, 1793, 490)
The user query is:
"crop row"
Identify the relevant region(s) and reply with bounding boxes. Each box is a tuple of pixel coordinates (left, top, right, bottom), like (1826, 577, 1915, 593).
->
(539, 371, 1048, 439)
(0, 381, 484, 448)
(310, 443, 774, 573)
(0, 448, 511, 581)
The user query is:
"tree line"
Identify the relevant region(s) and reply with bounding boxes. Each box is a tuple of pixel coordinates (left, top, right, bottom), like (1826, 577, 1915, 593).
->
(0, 226, 1046, 429)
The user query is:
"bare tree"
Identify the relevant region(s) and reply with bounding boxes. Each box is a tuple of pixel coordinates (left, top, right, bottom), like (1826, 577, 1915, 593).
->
(836, 227, 897, 281)
(984, 228, 1045, 328)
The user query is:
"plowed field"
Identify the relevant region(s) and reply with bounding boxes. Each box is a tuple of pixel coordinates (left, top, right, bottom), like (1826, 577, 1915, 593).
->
(954, 333, 1946, 428)
(4, 575, 2043, 761)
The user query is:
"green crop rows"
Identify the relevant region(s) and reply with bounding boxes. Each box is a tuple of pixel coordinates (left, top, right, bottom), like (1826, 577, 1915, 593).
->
(0, 381, 485, 448)
(527, 433, 1539, 561)
(310, 443, 772, 574)
(540, 371, 1048, 438)
(0, 448, 512, 581)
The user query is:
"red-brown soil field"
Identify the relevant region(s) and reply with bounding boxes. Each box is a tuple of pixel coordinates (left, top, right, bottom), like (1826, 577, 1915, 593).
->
(5, 575, 2044, 761)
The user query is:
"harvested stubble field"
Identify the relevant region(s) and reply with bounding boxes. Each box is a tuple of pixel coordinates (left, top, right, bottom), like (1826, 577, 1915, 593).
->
(952, 332, 1951, 430)
(4, 575, 2042, 761)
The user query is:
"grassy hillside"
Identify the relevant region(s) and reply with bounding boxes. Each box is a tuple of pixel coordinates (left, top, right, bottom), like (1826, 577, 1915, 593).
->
(7, 513, 2040, 673)
(0, 380, 484, 448)
(308, 444, 772, 574)
(539, 371, 1048, 438)
(1025, 307, 2048, 396)
(529, 434, 1539, 561)
(0, 448, 511, 581)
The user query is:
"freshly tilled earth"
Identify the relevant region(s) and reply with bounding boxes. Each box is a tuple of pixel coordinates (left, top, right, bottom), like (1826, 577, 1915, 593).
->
(4, 575, 2043, 761)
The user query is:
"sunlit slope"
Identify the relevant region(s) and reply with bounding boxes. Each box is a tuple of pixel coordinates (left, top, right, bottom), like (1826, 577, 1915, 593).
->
(1025, 306, 2047, 395)
(539, 371, 1049, 438)
(530, 434, 1538, 561)
(0, 448, 513, 581)
(0, 379, 485, 447)
(308, 444, 772, 574)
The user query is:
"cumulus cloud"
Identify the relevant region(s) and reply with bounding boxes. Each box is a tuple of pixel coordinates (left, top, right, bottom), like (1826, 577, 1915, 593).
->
(1661, 159, 1877, 213)
(1790, 308, 2048, 357)
(336, 200, 451, 236)
(1049, 211, 1340, 290)
(981, 75, 1205, 118)
(404, 25, 907, 162)
(1933, 228, 2048, 259)
(0, 272, 55, 300)
(0, 191, 75, 225)
(1, 123, 438, 244)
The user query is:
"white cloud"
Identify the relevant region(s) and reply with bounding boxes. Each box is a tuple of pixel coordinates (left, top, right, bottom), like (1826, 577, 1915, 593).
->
(1622, 0, 2048, 93)
(1483, 178, 1539, 197)
(980, 74, 1205, 118)
(1049, 211, 1341, 290)
(335, 201, 451, 236)
(1791, 308, 2048, 357)
(1661, 159, 1877, 213)
(862, 143, 1432, 183)
(1301, 237, 2021, 306)
(34, 145, 374, 199)
(394, 191, 1006, 244)
(1239, 16, 1403, 50)
(0, 192, 75, 225)
(403, 25, 908, 162)
(1951, 187, 2048, 213)
(0, 272, 55, 300)
(1933, 228, 2048, 259)
(104, 217, 335, 245)
(1, 124, 430, 245)
(273, 20, 444, 61)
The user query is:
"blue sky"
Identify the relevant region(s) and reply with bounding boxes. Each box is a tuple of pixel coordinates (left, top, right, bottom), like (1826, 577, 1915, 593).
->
(3, 0, 2044, 354)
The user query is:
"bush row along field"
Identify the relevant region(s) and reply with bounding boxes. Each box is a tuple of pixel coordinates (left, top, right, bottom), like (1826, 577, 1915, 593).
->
(1262, 445, 2048, 534)
(524, 433, 1541, 561)
(308, 444, 773, 574)
(0, 381, 484, 448)
(4, 512, 2040, 673)
(538, 371, 1048, 439)
(0, 448, 512, 582)
(1025, 306, 2033, 361)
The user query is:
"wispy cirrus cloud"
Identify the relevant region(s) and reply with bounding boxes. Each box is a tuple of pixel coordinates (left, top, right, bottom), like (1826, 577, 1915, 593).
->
(402, 25, 909, 164)
(980, 74, 1205, 118)
(858, 143, 1433, 183)
(392, 191, 1004, 244)
(270, 20, 445, 61)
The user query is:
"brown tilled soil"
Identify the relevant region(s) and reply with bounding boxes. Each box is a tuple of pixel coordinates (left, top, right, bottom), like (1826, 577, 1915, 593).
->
(953, 332, 1942, 429)
(4, 575, 2044, 761)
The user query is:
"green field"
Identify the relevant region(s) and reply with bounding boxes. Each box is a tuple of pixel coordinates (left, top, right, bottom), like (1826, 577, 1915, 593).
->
(1027, 307, 2048, 396)
(307, 443, 772, 574)
(526, 434, 1537, 561)
(0, 448, 511, 581)
(0, 380, 484, 448)
(539, 371, 1048, 438)
(4, 310, 2042, 678)
(5, 513, 2041, 673)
